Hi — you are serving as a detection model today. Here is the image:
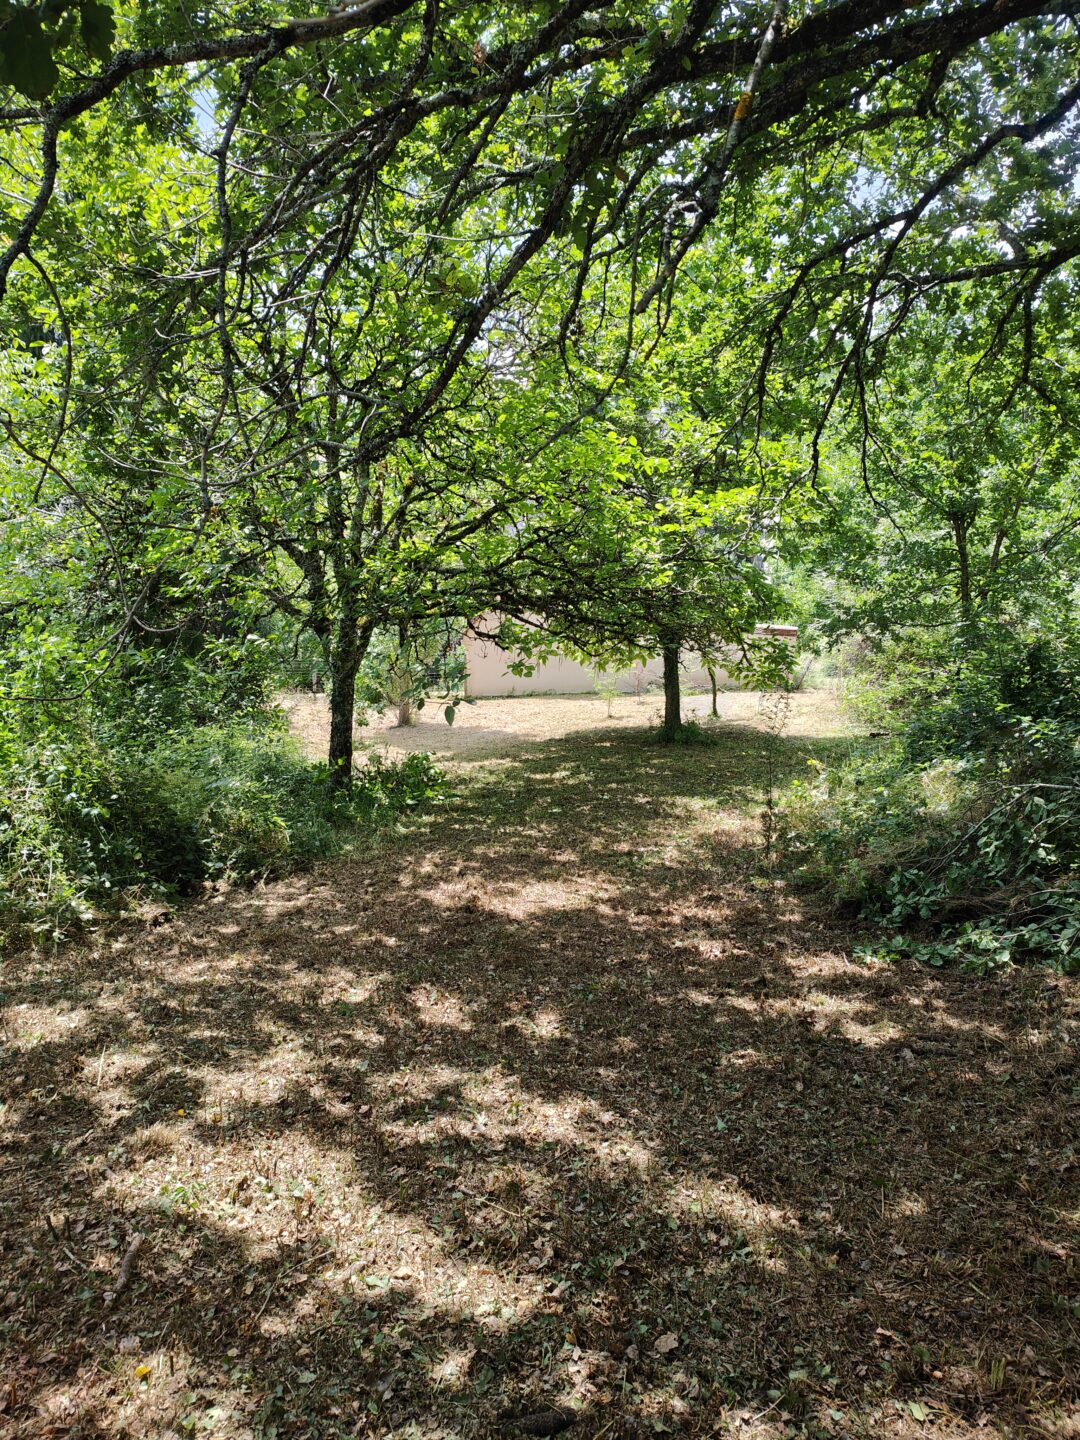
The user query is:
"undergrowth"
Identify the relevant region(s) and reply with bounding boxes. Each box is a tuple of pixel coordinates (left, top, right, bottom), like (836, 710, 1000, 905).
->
(778, 633, 1080, 973)
(0, 723, 446, 942)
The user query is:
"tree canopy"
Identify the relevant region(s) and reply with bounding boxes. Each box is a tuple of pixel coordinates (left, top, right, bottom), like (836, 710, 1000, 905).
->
(1, 0, 1078, 769)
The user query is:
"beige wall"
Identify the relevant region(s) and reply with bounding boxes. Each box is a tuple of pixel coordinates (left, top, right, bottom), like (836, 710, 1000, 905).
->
(463, 633, 722, 698)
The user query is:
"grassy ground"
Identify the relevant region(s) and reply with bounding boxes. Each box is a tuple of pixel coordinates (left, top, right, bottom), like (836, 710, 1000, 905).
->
(1, 693, 1077, 1440)
(279, 686, 852, 762)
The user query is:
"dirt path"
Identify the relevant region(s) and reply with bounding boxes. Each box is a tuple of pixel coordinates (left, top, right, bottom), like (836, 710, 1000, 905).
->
(1, 698, 1077, 1440)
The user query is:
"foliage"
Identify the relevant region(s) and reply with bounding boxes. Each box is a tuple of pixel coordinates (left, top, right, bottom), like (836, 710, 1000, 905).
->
(0, 0, 114, 99)
(357, 623, 468, 728)
(778, 279, 1080, 977)
(804, 314, 1080, 645)
(779, 633, 1080, 973)
(1, 0, 1078, 956)
(0, 717, 446, 941)
(3, 0, 1078, 783)
(841, 627, 1080, 763)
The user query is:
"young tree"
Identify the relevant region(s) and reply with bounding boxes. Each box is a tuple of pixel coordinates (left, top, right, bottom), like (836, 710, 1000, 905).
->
(358, 621, 466, 730)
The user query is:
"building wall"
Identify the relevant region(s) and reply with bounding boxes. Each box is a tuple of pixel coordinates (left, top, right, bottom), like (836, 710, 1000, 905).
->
(463, 634, 722, 698)
(462, 622, 798, 699)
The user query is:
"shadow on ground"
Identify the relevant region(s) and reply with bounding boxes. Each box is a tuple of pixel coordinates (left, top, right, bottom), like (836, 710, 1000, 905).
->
(1, 723, 1077, 1439)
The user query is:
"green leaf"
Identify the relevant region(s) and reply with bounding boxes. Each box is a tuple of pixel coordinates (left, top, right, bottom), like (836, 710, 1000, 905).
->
(444, 705, 455, 726)
(79, 0, 115, 61)
(0, 10, 61, 97)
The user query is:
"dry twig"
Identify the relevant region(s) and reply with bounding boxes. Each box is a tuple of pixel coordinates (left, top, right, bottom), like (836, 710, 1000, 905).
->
(103, 1233, 144, 1309)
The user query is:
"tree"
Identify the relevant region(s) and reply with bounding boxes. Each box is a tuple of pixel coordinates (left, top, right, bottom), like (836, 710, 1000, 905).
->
(807, 306, 1080, 642)
(4, 2, 1078, 427)
(487, 410, 787, 741)
(3, 1, 1079, 780)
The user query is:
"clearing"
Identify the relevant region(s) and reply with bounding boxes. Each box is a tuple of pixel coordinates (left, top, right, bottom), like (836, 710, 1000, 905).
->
(1, 692, 1077, 1439)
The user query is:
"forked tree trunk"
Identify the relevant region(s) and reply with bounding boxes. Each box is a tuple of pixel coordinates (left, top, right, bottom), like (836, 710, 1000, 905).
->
(660, 640, 682, 741)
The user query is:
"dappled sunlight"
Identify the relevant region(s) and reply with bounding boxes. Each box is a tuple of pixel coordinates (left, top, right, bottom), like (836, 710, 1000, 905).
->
(2, 708, 1077, 1438)
(407, 984, 475, 1031)
(503, 1004, 564, 1041)
(285, 688, 851, 765)
(663, 1173, 801, 1248)
(680, 986, 717, 1007)
(884, 1193, 930, 1222)
(776, 988, 909, 1048)
(109, 1344, 254, 1440)
(479, 878, 622, 919)
(4, 1000, 94, 1050)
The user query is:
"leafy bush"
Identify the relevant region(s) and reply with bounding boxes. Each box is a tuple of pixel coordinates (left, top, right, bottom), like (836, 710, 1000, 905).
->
(111, 633, 284, 738)
(0, 723, 447, 941)
(780, 746, 1079, 970)
(843, 627, 1080, 765)
(779, 628, 1080, 973)
(1, 610, 283, 741)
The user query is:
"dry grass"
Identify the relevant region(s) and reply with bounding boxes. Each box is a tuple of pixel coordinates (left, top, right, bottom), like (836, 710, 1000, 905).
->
(279, 687, 851, 764)
(1, 693, 1077, 1440)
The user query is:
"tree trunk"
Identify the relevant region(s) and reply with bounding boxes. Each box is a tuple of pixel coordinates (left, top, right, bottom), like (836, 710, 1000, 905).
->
(950, 511, 973, 620)
(396, 699, 413, 728)
(707, 663, 719, 717)
(327, 621, 371, 790)
(328, 655, 359, 790)
(660, 641, 682, 740)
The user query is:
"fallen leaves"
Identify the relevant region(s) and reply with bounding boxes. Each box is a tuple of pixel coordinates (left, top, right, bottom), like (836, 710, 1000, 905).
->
(1, 702, 1076, 1440)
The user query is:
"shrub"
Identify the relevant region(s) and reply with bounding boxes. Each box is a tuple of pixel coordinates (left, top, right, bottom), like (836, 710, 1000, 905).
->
(0, 724, 447, 941)
(779, 628, 1080, 973)
(779, 746, 1079, 971)
(110, 633, 283, 738)
(842, 627, 1080, 765)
